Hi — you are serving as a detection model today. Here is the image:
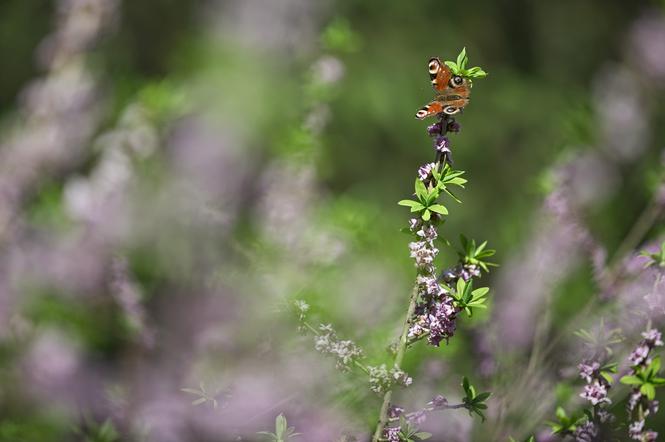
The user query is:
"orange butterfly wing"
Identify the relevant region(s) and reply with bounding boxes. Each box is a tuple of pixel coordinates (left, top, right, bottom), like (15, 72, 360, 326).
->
(428, 58, 453, 92)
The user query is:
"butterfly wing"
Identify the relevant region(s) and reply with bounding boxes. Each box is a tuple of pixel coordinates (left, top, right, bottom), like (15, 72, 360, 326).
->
(415, 95, 469, 119)
(428, 58, 452, 92)
(417, 58, 471, 119)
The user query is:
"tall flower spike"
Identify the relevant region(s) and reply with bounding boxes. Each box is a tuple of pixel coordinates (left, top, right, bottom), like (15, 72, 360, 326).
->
(374, 50, 490, 442)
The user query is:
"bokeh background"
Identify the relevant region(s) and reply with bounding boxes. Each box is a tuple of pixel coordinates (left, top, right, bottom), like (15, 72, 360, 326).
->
(1, 0, 665, 440)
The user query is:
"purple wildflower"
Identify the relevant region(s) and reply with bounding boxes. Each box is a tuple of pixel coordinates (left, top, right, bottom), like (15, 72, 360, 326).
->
(428, 394, 448, 409)
(434, 135, 450, 153)
(578, 361, 600, 384)
(642, 329, 664, 347)
(418, 162, 437, 181)
(629, 343, 650, 366)
(409, 240, 438, 272)
(416, 275, 445, 298)
(574, 421, 599, 442)
(425, 298, 458, 346)
(387, 404, 404, 419)
(427, 122, 442, 136)
(384, 426, 400, 442)
(447, 119, 461, 133)
(581, 381, 611, 406)
(629, 420, 645, 440)
(460, 263, 481, 281)
(416, 224, 438, 243)
(625, 327, 663, 440)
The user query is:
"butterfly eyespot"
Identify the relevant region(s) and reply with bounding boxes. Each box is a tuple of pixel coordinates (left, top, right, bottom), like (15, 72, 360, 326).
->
(428, 61, 439, 74)
(443, 106, 459, 115)
(415, 109, 429, 119)
(450, 76, 464, 87)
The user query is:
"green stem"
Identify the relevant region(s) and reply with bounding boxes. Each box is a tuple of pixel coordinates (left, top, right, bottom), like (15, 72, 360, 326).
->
(371, 284, 420, 442)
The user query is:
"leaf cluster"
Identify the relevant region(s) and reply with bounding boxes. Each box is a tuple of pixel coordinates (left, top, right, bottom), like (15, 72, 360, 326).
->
(458, 235, 497, 272)
(461, 377, 491, 421)
(73, 417, 120, 442)
(573, 321, 624, 357)
(444, 48, 488, 79)
(450, 279, 489, 318)
(257, 414, 301, 442)
(398, 166, 466, 221)
(181, 382, 221, 408)
(546, 406, 583, 435)
(620, 357, 665, 400)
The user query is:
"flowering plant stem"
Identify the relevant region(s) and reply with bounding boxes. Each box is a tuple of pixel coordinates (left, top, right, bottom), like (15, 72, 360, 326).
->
(372, 284, 420, 442)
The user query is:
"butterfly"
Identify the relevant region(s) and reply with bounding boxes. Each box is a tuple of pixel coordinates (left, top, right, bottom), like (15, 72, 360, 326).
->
(415, 57, 471, 119)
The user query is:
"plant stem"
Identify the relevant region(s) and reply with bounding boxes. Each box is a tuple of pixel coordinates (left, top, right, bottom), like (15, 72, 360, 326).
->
(371, 114, 453, 441)
(371, 284, 420, 442)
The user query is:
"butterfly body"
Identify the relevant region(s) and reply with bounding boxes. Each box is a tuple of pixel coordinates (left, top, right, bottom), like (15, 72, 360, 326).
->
(415, 57, 471, 119)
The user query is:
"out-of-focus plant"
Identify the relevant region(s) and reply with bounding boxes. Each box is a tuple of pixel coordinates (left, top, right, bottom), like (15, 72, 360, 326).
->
(545, 324, 664, 440)
(257, 414, 301, 442)
(73, 416, 120, 442)
(642, 241, 665, 268)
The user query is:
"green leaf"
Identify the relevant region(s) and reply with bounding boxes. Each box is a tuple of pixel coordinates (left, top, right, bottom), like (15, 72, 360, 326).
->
(471, 287, 490, 299)
(442, 187, 462, 203)
(415, 179, 427, 200)
(275, 414, 287, 436)
(398, 199, 421, 207)
(600, 372, 614, 384)
(446, 177, 467, 186)
(415, 432, 432, 440)
(555, 406, 567, 421)
(192, 397, 207, 405)
(465, 67, 488, 78)
(428, 204, 448, 215)
(474, 392, 491, 402)
(466, 303, 487, 309)
(456, 47, 467, 70)
(422, 209, 431, 221)
(410, 203, 426, 212)
(649, 356, 661, 375)
(181, 388, 202, 395)
(620, 375, 643, 386)
(641, 383, 656, 400)
(462, 377, 471, 397)
(456, 278, 466, 298)
(444, 61, 458, 72)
